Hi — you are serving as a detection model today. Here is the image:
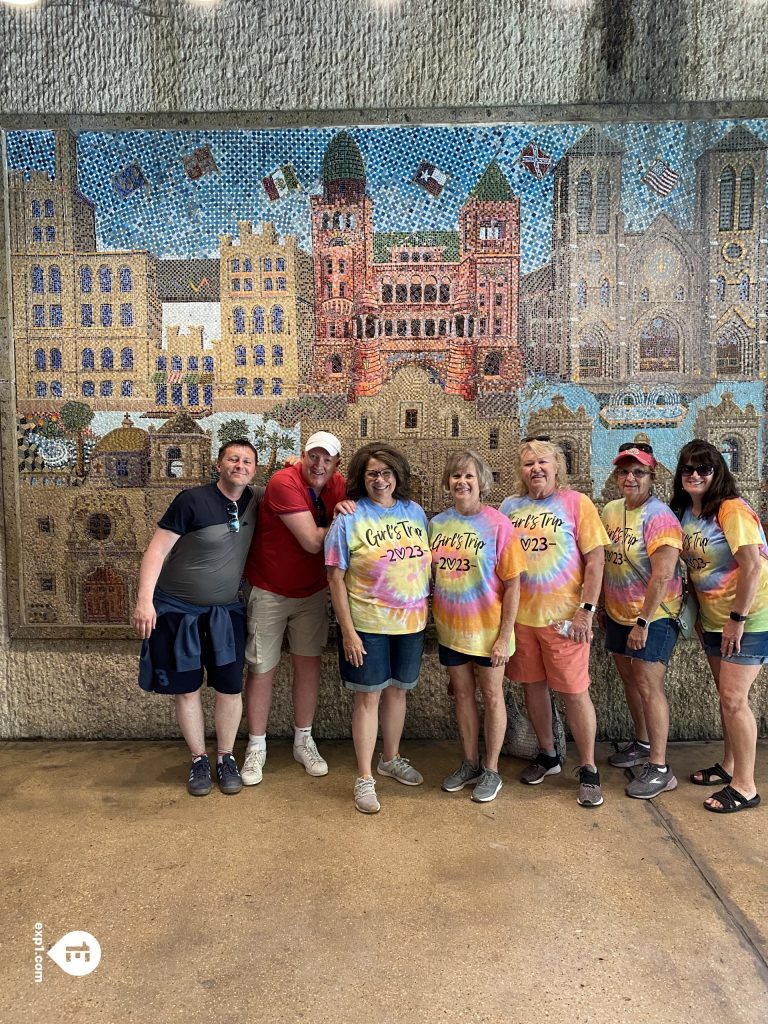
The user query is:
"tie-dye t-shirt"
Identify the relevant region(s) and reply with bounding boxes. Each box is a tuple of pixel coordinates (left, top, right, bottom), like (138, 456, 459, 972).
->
(681, 498, 768, 633)
(601, 497, 683, 626)
(324, 497, 431, 635)
(429, 506, 525, 658)
(499, 490, 609, 627)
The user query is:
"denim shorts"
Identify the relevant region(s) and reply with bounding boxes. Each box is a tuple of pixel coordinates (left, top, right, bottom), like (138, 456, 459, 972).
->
(701, 629, 768, 666)
(438, 644, 493, 669)
(338, 630, 425, 691)
(605, 614, 679, 666)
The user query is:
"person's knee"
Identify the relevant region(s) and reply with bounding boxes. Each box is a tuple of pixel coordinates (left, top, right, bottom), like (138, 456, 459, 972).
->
(719, 687, 749, 718)
(479, 686, 504, 709)
(355, 690, 381, 711)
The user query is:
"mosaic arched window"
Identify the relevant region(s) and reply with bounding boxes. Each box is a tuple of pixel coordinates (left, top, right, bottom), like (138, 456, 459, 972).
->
(49, 306, 62, 327)
(263, 258, 272, 272)
(235, 378, 247, 396)
(719, 166, 735, 231)
(381, 283, 393, 303)
(338, 259, 346, 274)
(35, 381, 47, 398)
(360, 414, 368, 438)
(83, 348, 95, 369)
(721, 437, 741, 473)
(233, 307, 245, 333)
(80, 266, 92, 293)
(330, 353, 343, 373)
(439, 282, 451, 303)
(272, 344, 284, 366)
(276, 258, 285, 272)
(82, 381, 95, 397)
(101, 347, 114, 370)
(253, 307, 265, 334)
(48, 266, 61, 293)
(576, 170, 592, 234)
(424, 278, 437, 303)
(31, 199, 41, 218)
(44, 199, 54, 218)
(253, 378, 264, 396)
(410, 281, 422, 303)
(738, 166, 754, 230)
(171, 355, 182, 372)
(483, 350, 502, 376)
(332, 212, 342, 229)
(32, 265, 44, 293)
(395, 283, 407, 303)
(235, 346, 246, 367)
(100, 381, 113, 398)
(156, 355, 167, 371)
(595, 170, 610, 234)
(119, 266, 132, 292)
(348, 214, 356, 229)
(51, 381, 62, 398)
(716, 275, 726, 302)
(271, 378, 283, 396)
(739, 273, 750, 302)
(638, 317, 680, 373)
(166, 447, 183, 478)
(561, 440, 576, 475)
(576, 278, 587, 310)
(577, 325, 607, 378)
(600, 278, 610, 307)
(121, 347, 133, 370)
(254, 345, 265, 366)
(716, 319, 749, 376)
(264, 277, 273, 291)
(322, 213, 330, 230)
(50, 348, 62, 370)
(121, 381, 133, 397)
(675, 286, 684, 301)
(99, 266, 112, 293)
(640, 287, 649, 303)
(451, 415, 460, 438)
(34, 348, 46, 370)
(271, 306, 284, 334)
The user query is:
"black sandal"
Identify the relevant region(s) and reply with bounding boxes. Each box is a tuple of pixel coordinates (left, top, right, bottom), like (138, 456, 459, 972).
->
(690, 763, 732, 787)
(704, 785, 761, 814)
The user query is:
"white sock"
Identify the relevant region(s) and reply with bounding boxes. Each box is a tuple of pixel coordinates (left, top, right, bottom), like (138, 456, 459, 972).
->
(247, 734, 266, 752)
(294, 726, 312, 746)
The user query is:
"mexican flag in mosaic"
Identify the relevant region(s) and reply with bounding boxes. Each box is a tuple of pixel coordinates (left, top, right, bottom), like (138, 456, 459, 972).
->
(262, 163, 301, 201)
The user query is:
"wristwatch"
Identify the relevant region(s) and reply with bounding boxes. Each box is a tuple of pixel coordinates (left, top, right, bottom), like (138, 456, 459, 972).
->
(580, 602, 596, 613)
(636, 616, 649, 628)
(729, 611, 748, 622)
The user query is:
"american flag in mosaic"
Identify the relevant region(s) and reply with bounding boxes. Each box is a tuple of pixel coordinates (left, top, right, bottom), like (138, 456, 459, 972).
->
(641, 158, 680, 197)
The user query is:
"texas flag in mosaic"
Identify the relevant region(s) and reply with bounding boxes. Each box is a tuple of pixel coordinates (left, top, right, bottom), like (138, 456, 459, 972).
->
(641, 157, 680, 197)
(112, 159, 148, 198)
(262, 163, 301, 201)
(412, 160, 449, 198)
(181, 145, 219, 181)
(519, 141, 552, 179)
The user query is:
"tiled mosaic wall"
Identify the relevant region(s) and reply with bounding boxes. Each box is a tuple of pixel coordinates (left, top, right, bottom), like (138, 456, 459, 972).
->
(4, 121, 767, 632)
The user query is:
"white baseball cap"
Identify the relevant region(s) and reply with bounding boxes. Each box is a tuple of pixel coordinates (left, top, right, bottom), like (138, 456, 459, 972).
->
(304, 431, 342, 457)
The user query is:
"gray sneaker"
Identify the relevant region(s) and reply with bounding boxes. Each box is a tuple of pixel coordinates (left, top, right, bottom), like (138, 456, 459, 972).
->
(377, 754, 423, 786)
(608, 739, 651, 768)
(520, 752, 562, 785)
(626, 763, 678, 800)
(354, 776, 381, 814)
(441, 760, 484, 792)
(576, 765, 604, 807)
(471, 768, 503, 803)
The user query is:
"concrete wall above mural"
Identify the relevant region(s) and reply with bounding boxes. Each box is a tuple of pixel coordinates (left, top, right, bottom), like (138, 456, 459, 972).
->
(3, 120, 766, 635)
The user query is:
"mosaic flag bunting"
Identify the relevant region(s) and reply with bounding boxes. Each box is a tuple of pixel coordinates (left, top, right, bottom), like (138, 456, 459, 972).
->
(181, 145, 219, 181)
(519, 142, 552, 179)
(641, 157, 680, 197)
(262, 163, 301, 201)
(112, 159, 148, 198)
(412, 160, 449, 198)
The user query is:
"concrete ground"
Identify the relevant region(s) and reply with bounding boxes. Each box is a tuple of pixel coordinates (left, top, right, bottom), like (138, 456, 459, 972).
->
(2, 739, 767, 1024)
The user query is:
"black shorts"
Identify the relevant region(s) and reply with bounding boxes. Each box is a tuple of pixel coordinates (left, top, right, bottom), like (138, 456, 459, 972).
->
(145, 607, 247, 694)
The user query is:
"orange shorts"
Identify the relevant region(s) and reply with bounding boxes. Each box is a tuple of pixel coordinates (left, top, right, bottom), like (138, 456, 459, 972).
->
(506, 623, 591, 694)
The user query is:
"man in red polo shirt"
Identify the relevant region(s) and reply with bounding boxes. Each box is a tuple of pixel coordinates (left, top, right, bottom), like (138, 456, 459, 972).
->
(242, 431, 346, 785)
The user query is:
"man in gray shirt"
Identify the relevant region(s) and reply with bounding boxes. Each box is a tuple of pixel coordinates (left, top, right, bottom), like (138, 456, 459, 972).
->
(132, 440, 261, 797)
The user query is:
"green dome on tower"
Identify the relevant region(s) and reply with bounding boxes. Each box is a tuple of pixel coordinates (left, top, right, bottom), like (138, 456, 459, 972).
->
(322, 131, 366, 186)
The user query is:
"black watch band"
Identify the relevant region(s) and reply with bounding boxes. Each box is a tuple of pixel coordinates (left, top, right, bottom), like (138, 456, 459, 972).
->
(729, 611, 748, 622)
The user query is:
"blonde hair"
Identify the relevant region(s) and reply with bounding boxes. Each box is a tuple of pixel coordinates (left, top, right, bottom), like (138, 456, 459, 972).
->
(511, 439, 568, 496)
(441, 450, 494, 500)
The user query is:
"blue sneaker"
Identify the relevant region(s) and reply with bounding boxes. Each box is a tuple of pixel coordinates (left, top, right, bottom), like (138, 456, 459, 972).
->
(216, 754, 243, 795)
(187, 755, 212, 797)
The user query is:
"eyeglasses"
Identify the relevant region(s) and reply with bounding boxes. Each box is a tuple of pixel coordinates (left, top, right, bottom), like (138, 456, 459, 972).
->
(617, 468, 650, 478)
(521, 434, 551, 443)
(681, 463, 715, 478)
(308, 488, 328, 526)
(365, 469, 394, 481)
(618, 441, 653, 455)
(226, 501, 240, 534)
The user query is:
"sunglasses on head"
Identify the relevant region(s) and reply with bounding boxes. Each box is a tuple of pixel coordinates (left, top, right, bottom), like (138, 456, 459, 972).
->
(226, 501, 240, 534)
(521, 434, 551, 443)
(618, 441, 653, 455)
(680, 463, 715, 478)
(309, 489, 328, 526)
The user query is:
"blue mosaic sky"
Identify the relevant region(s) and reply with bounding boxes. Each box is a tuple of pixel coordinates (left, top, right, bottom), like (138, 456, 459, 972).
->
(7, 120, 768, 275)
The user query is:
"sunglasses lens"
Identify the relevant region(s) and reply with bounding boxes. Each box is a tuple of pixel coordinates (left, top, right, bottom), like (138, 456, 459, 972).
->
(522, 434, 550, 443)
(682, 464, 714, 477)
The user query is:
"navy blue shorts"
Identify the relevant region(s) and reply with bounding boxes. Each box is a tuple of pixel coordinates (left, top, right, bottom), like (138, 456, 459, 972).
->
(338, 630, 425, 692)
(605, 614, 679, 666)
(146, 608, 247, 694)
(701, 629, 768, 666)
(438, 644, 494, 669)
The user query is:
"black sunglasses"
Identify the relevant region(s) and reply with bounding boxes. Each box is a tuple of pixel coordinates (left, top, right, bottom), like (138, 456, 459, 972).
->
(618, 441, 653, 455)
(309, 489, 327, 526)
(226, 501, 240, 533)
(521, 434, 551, 443)
(680, 463, 715, 478)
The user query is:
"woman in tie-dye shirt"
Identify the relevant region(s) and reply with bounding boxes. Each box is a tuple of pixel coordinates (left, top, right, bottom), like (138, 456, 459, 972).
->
(671, 439, 767, 814)
(601, 438, 683, 801)
(430, 450, 525, 805)
(326, 443, 431, 815)
(500, 437, 609, 809)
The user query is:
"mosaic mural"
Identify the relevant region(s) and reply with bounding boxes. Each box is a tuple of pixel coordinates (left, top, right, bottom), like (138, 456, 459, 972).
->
(3, 120, 767, 632)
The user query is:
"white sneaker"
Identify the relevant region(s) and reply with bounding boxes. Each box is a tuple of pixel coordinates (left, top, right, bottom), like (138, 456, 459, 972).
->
(241, 747, 266, 786)
(293, 735, 329, 777)
(354, 776, 381, 814)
